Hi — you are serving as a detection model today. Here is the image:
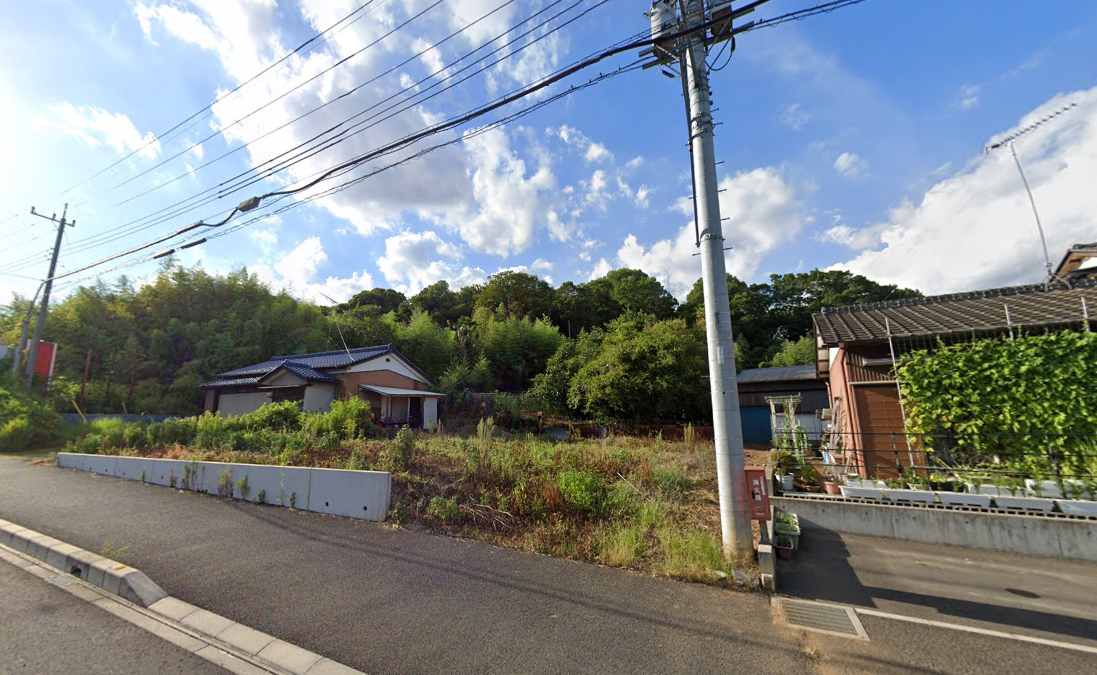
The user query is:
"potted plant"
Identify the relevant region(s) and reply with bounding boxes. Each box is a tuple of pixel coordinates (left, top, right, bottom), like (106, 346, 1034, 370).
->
(989, 475, 1055, 512)
(823, 478, 841, 495)
(775, 534, 794, 559)
(774, 511, 801, 549)
(771, 449, 800, 492)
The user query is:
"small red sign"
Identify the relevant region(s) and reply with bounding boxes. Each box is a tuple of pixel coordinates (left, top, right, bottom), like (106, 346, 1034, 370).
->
(34, 342, 58, 380)
(745, 466, 770, 521)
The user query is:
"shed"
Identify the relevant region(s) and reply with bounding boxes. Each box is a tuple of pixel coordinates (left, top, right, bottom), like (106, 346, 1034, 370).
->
(735, 365, 826, 445)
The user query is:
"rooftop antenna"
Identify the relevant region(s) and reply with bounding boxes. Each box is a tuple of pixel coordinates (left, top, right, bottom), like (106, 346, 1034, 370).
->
(985, 102, 1077, 288)
(317, 291, 353, 359)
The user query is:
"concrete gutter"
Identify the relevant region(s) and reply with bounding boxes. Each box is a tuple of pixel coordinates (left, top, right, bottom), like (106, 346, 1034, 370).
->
(0, 516, 364, 675)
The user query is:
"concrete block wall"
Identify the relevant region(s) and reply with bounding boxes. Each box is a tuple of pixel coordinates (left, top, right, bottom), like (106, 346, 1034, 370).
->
(56, 454, 391, 522)
(772, 495, 1097, 562)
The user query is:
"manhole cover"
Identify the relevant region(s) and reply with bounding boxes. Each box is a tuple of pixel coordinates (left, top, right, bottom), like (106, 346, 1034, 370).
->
(777, 598, 869, 640)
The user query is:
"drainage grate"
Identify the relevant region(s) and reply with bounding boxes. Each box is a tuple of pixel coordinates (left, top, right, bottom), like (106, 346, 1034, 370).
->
(777, 598, 869, 640)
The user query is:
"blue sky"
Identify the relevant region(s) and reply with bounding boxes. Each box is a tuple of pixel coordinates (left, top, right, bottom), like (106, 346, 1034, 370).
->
(2, 0, 1096, 306)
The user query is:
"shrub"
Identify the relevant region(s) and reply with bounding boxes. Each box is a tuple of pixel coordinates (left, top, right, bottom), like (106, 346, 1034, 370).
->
(381, 425, 416, 472)
(345, 446, 371, 471)
(242, 401, 302, 432)
(0, 385, 67, 450)
(426, 496, 460, 522)
(556, 470, 606, 515)
(218, 468, 233, 497)
(147, 417, 198, 446)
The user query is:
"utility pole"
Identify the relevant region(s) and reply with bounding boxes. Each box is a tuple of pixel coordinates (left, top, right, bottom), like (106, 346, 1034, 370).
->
(645, 0, 760, 560)
(25, 204, 74, 390)
(10, 282, 44, 380)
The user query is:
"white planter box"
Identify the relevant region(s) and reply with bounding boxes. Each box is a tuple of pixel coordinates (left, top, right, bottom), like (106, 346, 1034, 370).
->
(844, 478, 887, 489)
(887, 489, 935, 504)
(1056, 500, 1097, 516)
(937, 492, 993, 508)
(839, 485, 887, 501)
(993, 495, 1055, 513)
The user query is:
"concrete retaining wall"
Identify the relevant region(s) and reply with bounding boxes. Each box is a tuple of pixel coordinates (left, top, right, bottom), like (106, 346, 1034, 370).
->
(56, 453, 390, 522)
(772, 495, 1097, 562)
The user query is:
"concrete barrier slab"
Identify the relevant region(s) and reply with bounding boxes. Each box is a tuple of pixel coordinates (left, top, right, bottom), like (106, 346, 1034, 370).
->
(84, 455, 118, 477)
(307, 468, 390, 522)
(113, 457, 151, 482)
(57, 453, 86, 471)
(195, 462, 248, 497)
(244, 465, 310, 507)
(144, 459, 180, 487)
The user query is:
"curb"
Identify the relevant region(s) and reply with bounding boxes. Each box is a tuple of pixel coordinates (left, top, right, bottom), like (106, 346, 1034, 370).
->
(0, 517, 364, 675)
(0, 517, 166, 607)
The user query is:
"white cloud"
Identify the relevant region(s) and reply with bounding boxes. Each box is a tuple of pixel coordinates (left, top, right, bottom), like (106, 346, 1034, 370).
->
(635, 184, 653, 209)
(834, 87, 1097, 294)
(626, 156, 644, 170)
(253, 235, 373, 303)
(35, 103, 160, 159)
(585, 142, 612, 163)
(584, 169, 609, 211)
(530, 258, 553, 272)
(549, 124, 613, 163)
(817, 223, 885, 251)
(611, 167, 802, 299)
(833, 152, 869, 178)
(454, 127, 557, 255)
(376, 229, 485, 294)
(953, 84, 981, 111)
(589, 258, 613, 281)
(781, 103, 811, 131)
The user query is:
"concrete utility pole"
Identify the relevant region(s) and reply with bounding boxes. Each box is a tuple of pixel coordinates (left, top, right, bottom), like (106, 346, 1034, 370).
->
(647, 0, 755, 559)
(24, 204, 74, 390)
(10, 282, 44, 380)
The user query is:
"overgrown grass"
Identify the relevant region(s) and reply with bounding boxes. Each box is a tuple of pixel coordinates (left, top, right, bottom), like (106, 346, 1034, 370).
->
(66, 408, 758, 586)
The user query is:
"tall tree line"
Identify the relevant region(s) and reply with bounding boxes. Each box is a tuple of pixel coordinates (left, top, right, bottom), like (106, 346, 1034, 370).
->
(0, 261, 917, 420)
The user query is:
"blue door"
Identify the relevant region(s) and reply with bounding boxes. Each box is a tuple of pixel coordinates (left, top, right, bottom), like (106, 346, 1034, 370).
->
(739, 406, 772, 444)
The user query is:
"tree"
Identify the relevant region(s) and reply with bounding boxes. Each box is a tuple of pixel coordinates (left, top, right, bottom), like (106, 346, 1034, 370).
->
(476, 271, 553, 319)
(551, 281, 619, 335)
(597, 268, 677, 319)
(761, 335, 815, 368)
(469, 307, 564, 391)
(337, 287, 406, 314)
(408, 280, 480, 326)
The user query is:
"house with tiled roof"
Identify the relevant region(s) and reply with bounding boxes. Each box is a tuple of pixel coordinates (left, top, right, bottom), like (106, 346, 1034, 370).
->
(812, 280, 1097, 476)
(200, 344, 443, 429)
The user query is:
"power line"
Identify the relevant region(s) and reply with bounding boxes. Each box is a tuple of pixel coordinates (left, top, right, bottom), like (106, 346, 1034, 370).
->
(60, 0, 389, 198)
(43, 0, 878, 288)
(70, 0, 443, 211)
(43, 0, 596, 264)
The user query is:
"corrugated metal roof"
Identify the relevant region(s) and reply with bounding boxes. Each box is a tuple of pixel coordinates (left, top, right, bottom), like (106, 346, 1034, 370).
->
(359, 384, 445, 397)
(736, 365, 818, 384)
(814, 281, 1097, 346)
(218, 344, 394, 377)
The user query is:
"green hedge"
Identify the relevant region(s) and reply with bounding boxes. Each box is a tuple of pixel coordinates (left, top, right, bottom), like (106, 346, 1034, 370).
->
(898, 331, 1097, 476)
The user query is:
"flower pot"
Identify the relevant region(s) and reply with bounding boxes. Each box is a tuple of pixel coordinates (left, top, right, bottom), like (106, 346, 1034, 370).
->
(780, 475, 795, 492)
(839, 485, 887, 501)
(937, 492, 993, 508)
(845, 478, 887, 489)
(823, 481, 841, 495)
(775, 544, 794, 559)
(1056, 499, 1097, 516)
(886, 489, 935, 505)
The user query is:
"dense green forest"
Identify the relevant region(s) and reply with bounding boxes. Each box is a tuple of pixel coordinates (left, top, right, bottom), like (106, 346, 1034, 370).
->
(0, 262, 917, 421)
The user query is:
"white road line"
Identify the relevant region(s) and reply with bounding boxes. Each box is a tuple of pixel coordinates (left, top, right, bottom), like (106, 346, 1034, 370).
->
(854, 607, 1097, 655)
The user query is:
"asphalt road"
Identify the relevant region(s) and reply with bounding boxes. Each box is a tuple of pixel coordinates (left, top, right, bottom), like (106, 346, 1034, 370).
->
(0, 557, 226, 675)
(0, 459, 810, 675)
(781, 530, 1097, 675)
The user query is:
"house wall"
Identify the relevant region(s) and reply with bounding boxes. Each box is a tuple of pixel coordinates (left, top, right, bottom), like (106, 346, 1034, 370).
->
(342, 354, 430, 384)
(303, 383, 336, 412)
(202, 390, 217, 413)
(218, 391, 271, 417)
(263, 370, 308, 387)
(424, 397, 438, 430)
(336, 370, 426, 396)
